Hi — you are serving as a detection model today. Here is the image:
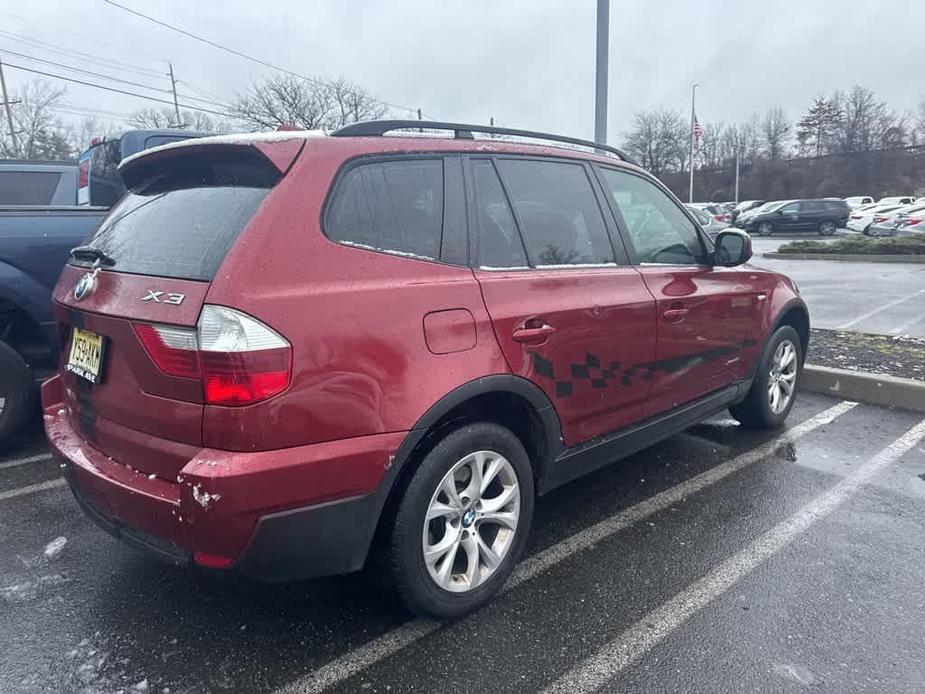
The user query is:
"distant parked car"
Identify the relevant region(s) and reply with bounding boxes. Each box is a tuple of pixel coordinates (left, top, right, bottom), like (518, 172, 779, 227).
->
(893, 215, 925, 236)
(847, 203, 905, 234)
(877, 196, 915, 206)
(844, 196, 874, 209)
(732, 199, 765, 222)
(740, 199, 848, 236)
(0, 160, 78, 206)
(866, 203, 925, 237)
(689, 202, 732, 224)
(685, 204, 730, 238)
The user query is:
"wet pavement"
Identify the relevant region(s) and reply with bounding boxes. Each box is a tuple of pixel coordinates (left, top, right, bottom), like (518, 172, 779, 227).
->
(749, 234, 925, 338)
(2, 393, 925, 693)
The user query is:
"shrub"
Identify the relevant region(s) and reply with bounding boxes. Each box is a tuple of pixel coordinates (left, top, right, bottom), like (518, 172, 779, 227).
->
(777, 236, 925, 255)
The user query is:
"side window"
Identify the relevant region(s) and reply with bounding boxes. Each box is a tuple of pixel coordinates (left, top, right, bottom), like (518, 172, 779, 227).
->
(0, 171, 62, 205)
(802, 201, 824, 213)
(598, 168, 705, 266)
(495, 159, 614, 267)
(780, 202, 799, 214)
(470, 159, 528, 268)
(326, 158, 444, 261)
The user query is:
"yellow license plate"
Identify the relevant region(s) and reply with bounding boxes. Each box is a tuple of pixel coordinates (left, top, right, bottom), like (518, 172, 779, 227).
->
(66, 327, 106, 384)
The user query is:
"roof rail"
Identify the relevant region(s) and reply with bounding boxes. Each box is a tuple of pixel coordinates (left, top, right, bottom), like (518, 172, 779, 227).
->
(332, 120, 638, 165)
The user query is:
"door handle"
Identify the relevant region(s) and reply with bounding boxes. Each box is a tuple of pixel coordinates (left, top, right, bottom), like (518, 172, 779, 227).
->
(512, 323, 556, 344)
(662, 308, 690, 322)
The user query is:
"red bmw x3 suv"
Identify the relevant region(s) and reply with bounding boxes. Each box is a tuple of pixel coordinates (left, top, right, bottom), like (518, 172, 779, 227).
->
(43, 121, 808, 618)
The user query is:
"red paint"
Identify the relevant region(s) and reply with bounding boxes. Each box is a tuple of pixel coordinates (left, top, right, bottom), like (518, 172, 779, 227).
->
(423, 309, 477, 354)
(475, 267, 656, 445)
(44, 132, 805, 573)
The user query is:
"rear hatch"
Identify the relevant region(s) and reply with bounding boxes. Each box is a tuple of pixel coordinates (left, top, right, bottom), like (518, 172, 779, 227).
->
(54, 141, 302, 479)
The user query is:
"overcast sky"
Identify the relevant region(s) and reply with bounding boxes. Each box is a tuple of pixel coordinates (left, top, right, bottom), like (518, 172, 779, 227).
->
(2, 0, 923, 143)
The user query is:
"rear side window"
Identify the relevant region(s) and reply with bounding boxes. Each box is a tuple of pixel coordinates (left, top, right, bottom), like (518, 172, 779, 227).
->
(496, 159, 614, 267)
(326, 159, 444, 261)
(87, 140, 127, 207)
(471, 159, 528, 268)
(74, 151, 276, 281)
(0, 171, 62, 205)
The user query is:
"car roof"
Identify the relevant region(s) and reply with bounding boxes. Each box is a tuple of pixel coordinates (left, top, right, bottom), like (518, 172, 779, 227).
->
(120, 129, 646, 173)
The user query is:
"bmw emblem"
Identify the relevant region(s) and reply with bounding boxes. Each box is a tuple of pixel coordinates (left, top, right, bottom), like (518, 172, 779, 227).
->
(73, 272, 96, 301)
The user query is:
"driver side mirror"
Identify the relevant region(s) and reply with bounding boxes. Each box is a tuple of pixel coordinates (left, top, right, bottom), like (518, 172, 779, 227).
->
(713, 230, 752, 267)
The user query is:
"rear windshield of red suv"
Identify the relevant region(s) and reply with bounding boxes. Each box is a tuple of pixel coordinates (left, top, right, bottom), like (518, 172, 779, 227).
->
(71, 151, 276, 281)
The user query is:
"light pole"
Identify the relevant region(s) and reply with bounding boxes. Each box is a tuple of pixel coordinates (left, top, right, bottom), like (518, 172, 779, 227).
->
(594, 0, 609, 145)
(688, 83, 699, 203)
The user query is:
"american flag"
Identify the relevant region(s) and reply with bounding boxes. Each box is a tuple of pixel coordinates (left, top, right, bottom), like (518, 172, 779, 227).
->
(692, 113, 703, 150)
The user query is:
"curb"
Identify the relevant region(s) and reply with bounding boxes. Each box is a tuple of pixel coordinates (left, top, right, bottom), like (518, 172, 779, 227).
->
(802, 364, 925, 412)
(763, 252, 925, 263)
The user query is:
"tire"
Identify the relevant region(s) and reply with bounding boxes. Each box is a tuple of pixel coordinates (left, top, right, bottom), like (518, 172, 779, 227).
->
(868, 225, 882, 238)
(389, 422, 534, 619)
(757, 221, 774, 237)
(730, 325, 802, 429)
(0, 340, 36, 451)
(818, 220, 837, 236)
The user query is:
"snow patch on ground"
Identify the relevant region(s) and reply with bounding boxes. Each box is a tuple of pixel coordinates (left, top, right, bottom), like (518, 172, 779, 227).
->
(44, 536, 67, 559)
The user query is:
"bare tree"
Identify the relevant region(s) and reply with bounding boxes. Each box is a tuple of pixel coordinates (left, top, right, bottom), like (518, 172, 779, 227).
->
(622, 109, 687, 178)
(760, 107, 791, 160)
(231, 73, 387, 132)
(0, 79, 72, 159)
(128, 107, 232, 133)
(914, 101, 925, 146)
(832, 85, 896, 153)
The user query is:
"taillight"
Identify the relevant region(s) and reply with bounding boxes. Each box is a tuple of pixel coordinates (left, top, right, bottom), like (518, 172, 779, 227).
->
(713, 215, 725, 222)
(78, 159, 89, 189)
(132, 306, 291, 406)
(902, 217, 921, 226)
(133, 323, 200, 379)
(872, 216, 889, 223)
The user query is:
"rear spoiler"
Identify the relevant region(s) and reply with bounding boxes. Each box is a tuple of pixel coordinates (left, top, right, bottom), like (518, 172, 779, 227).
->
(119, 140, 306, 190)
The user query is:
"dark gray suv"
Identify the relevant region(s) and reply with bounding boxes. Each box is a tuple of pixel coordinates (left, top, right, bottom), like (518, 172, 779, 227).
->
(741, 199, 849, 236)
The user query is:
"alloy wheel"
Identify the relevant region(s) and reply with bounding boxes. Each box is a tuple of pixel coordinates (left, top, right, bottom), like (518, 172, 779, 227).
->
(422, 450, 521, 593)
(768, 339, 798, 414)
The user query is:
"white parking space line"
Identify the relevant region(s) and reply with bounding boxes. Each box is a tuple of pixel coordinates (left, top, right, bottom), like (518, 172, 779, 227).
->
(889, 311, 925, 335)
(543, 416, 925, 694)
(837, 289, 925, 330)
(0, 478, 66, 502)
(0, 453, 53, 470)
(276, 400, 857, 694)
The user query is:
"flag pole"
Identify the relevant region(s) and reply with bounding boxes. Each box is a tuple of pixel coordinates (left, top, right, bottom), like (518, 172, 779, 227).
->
(689, 83, 698, 203)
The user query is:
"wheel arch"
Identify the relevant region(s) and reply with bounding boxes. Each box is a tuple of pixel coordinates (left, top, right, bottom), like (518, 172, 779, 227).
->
(364, 375, 563, 565)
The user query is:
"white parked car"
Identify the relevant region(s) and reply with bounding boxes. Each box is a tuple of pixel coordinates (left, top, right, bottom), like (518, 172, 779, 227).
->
(844, 196, 874, 209)
(866, 203, 925, 237)
(877, 196, 915, 206)
(846, 203, 905, 233)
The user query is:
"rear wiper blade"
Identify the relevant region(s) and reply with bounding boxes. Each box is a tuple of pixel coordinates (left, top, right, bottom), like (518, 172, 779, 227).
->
(70, 246, 116, 267)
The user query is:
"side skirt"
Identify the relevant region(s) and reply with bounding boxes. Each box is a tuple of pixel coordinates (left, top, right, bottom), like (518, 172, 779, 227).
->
(538, 381, 750, 494)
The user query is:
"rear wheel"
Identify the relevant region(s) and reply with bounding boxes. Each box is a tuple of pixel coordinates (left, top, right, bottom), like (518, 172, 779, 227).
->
(389, 422, 534, 618)
(0, 340, 35, 451)
(730, 326, 802, 429)
(757, 221, 774, 237)
(868, 225, 882, 238)
(818, 220, 837, 236)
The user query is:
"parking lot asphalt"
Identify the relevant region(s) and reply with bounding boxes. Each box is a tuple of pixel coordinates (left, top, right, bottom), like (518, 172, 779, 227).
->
(2, 393, 925, 693)
(749, 233, 925, 338)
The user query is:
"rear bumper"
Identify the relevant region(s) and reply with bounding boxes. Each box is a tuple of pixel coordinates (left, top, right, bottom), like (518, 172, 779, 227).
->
(42, 374, 405, 581)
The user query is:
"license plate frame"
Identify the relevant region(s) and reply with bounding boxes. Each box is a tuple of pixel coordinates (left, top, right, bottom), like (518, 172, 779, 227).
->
(66, 327, 107, 384)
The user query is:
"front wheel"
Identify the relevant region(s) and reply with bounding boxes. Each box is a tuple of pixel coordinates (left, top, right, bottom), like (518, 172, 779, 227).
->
(389, 422, 534, 618)
(730, 325, 802, 429)
(757, 222, 774, 237)
(818, 220, 837, 236)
